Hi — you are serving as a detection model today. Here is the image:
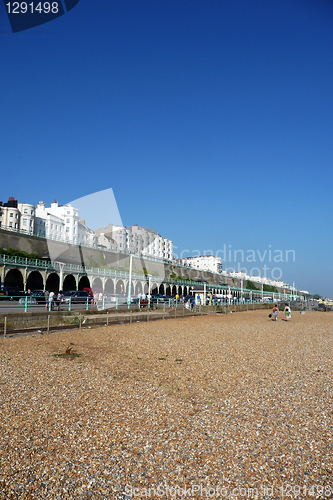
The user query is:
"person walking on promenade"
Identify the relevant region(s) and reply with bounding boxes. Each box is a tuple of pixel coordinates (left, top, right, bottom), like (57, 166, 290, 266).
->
(56, 290, 63, 311)
(284, 303, 291, 320)
(44, 290, 49, 311)
(272, 304, 279, 321)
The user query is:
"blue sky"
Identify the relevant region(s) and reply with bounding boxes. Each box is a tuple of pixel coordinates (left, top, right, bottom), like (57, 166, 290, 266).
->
(1, 0, 333, 296)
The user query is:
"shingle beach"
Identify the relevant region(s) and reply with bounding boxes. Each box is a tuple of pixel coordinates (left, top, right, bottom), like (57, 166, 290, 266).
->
(1, 310, 332, 499)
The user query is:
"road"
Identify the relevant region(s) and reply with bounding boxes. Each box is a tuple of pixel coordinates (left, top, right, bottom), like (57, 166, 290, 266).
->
(0, 300, 152, 314)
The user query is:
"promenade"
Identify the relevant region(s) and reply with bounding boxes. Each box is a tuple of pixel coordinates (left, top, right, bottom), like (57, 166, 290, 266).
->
(0, 311, 332, 499)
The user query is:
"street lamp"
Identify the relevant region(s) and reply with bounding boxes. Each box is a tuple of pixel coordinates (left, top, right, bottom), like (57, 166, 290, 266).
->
(127, 253, 133, 306)
(55, 261, 66, 291)
(148, 274, 152, 300)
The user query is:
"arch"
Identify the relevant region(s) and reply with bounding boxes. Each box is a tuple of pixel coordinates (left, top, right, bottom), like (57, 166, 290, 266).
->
(116, 279, 125, 294)
(172, 285, 177, 296)
(63, 274, 76, 292)
(178, 286, 182, 296)
(26, 270, 43, 291)
(78, 275, 90, 291)
(92, 277, 103, 291)
(165, 285, 171, 296)
(151, 282, 158, 295)
(4, 268, 24, 290)
(46, 273, 59, 292)
(158, 283, 165, 295)
(104, 278, 114, 294)
(184, 286, 188, 296)
(135, 282, 143, 294)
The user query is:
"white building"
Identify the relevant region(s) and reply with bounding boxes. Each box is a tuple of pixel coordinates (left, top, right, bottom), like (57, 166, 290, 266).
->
(95, 224, 118, 251)
(95, 223, 173, 260)
(131, 225, 173, 260)
(35, 200, 96, 246)
(18, 202, 35, 233)
(0, 197, 35, 233)
(181, 255, 222, 274)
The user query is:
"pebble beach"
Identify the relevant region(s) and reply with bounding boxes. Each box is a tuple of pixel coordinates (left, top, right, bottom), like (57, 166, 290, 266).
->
(1, 310, 332, 499)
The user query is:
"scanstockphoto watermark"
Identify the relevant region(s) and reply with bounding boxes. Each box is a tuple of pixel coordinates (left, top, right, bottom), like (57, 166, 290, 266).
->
(174, 245, 296, 264)
(124, 483, 333, 498)
(124, 483, 272, 498)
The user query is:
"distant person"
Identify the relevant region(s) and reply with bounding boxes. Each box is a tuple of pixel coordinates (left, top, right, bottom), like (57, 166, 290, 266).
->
(272, 304, 279, 321)
(141, 292, 146, 300)
(56, 290, 63, 311)
(44, 290, 49, 310)
(284, 303, 291, 320)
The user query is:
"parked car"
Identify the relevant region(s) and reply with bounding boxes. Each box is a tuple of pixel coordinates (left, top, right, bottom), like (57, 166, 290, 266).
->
(62, 291, 92, 304)
(31, 290, 47, 304)
(0, 287, 26, 301)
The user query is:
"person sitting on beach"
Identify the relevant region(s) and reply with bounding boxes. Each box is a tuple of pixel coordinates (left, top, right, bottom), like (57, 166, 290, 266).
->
(272, 304, 279, 321)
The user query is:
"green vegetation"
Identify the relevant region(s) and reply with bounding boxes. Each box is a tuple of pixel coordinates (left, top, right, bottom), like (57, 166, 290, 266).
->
(246, 280, 258, 290)
(0, 247, 42, 260)
(53, 345, 82, 359)
(263, 284, 278, 293)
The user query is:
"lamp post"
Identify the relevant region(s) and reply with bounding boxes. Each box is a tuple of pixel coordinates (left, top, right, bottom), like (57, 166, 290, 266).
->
(127, 253, 133, 306)
(148, 274, 152, 305)
(55, 261, 66, 291)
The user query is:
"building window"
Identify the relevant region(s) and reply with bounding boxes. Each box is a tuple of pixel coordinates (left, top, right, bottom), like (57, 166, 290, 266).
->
(30, 220, 33, 227)
(31, 210, 34, 215)
(51, 224, 53, 229)
(24, 209, 28, 214)
(15, 223, 18, 228)
(10, 213, 13, 217)
(66, 219, 70, 223)
(23, 219, 27, 226)
(66, 227, 69, 232)
(9, 222, 12, 227)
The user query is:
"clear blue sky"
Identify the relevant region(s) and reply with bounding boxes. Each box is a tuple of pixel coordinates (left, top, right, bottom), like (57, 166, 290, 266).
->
(1, 0, 333, 296)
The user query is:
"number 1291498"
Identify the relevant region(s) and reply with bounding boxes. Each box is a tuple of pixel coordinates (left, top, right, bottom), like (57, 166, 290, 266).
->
(6, 2, 59, 14)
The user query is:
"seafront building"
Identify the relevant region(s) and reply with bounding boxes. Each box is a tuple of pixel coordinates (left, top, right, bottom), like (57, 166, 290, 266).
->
(181, 255, 223, 274)
(1, 197, 173, 261)
(0, 197, 35, 233)
(95, 223, 173, 260)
